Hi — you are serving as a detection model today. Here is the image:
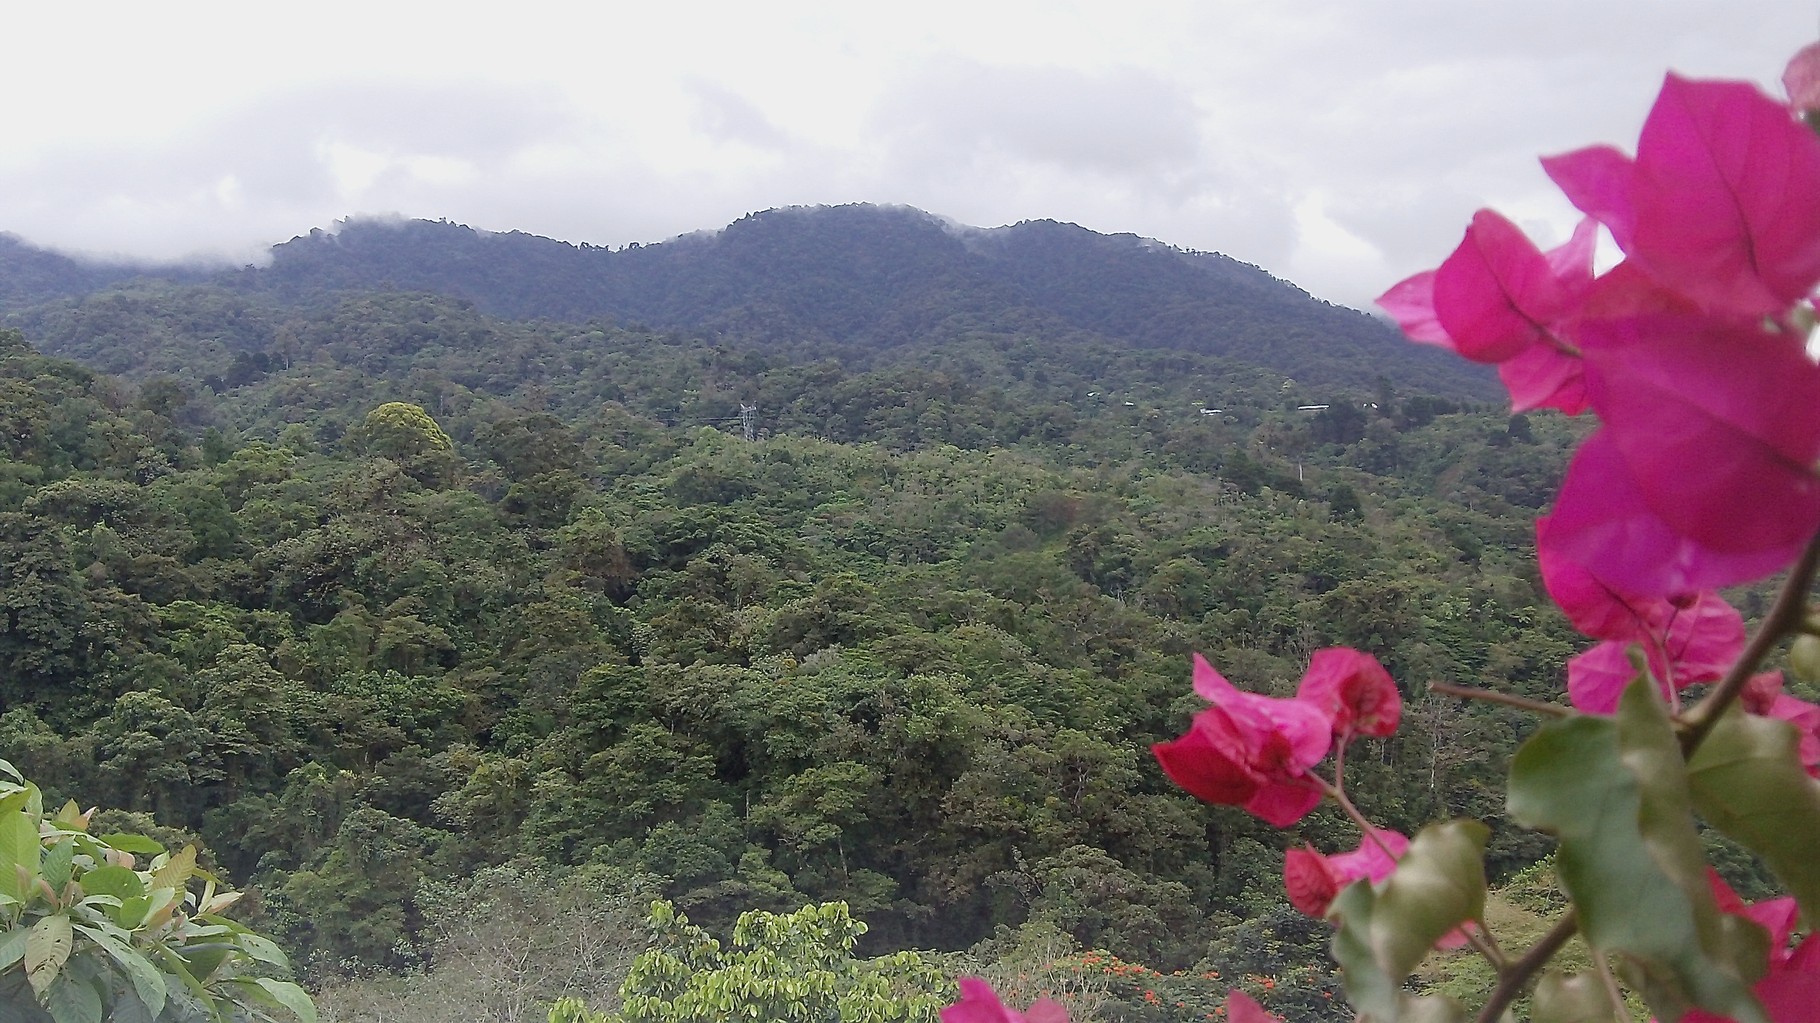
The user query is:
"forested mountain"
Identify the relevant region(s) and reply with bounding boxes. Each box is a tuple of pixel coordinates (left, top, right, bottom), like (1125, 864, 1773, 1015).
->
(0, 232, 201, 308)
(0, 205, 1493, 398)
(0, 207, 1724, 1022)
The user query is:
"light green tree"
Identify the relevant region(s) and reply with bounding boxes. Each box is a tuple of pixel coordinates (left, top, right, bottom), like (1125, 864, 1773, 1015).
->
(550, 900, 949, 1023)
(347, 402, 457, 486)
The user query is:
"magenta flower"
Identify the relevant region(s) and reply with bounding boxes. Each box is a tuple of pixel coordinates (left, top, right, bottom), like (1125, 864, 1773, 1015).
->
(1224, 989, 1279, 1023)
(942, 978, 1069, 1023)
(1377, 213, 1597, 414)
(1742, 672, 1820, 776)
(1295, 647, 1402, 739)
(1577, 314, 1820, 565)
(1151, 653, 1333, 826)
(1547, 74, 1820, 318)
(1541, 542, 1745, 714)
(1539, 429, 1817, 599)
(1681, 873, 1817, 1023)
(1283, 829, 1409, 919)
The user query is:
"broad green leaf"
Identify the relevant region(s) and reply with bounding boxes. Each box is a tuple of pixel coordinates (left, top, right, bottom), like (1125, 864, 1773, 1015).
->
(148, 846, 196, 893)
(233, 932, 290, 970)
(41, 839, 73, 895)
(50, 802, 85, 832)
(244, 978, 318, 1023)
(26, 914, 74, 998)
(73, 923, 166, 1018)
(1507, 681, 1765, 1023)
(75, 865, 143, 903)
(174, 942, 232, 982)
(105, 991, 157, 1023)
(150, 945, 211, 1005)
(0, 788, 30, 818)
(115, 893, 156, 931)
(1328, 819, 1485, 1022)
(1686, 708, 1820, 923)
(43, 973, 101, 1023)
(1532, 971, 1623, 1023)
(0, 758, 22, 783)
(0, 926, 29, 971)
(94, 835, 162, 857)
(0, 809, 39, 903)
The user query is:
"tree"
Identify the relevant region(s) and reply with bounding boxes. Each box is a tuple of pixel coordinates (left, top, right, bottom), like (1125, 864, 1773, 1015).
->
(560, 900, 949, 1023)
(347, 402, 458, 486)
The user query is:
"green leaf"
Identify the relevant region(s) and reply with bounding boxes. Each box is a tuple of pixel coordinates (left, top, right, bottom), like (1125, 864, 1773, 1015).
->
(1532, 971, 1623, 1023)
(74, 866, 143, 904)
(1686, 707, 1820, 923)
(0, 788, 31, 818)
(104, 991, 157, 1023)
(1507, 681, 1765, 1023)
(0, 809, 40, 904)
(245, 978, 318, 1023)
(114, 894, 155, 931)
(41, 840, 73, 895)
(232, 932, 290, 970)
(173, 943, 231, 983)
(0, 759, 22, 783)
(93, 835, 162, 857)
(26, 914, 74, 998)
(148, 846, 195, 893)
(73, 923, 166, 1018)
(49, 803, 84, 831)
(43, 974, 101, 1023)
(149, 945, 211, 1006)
(1328, 819, 1486, 1022)
(0, 926, 29, 971)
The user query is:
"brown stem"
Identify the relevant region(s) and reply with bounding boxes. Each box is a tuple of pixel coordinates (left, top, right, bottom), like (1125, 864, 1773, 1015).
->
(1594, 952, 1629, 1021)
(1430, 681, 1572, 718)
(1681, 531, 1820, 752)
(1478, 911, 1578, 1023)
(1310, 771, 1397, 860)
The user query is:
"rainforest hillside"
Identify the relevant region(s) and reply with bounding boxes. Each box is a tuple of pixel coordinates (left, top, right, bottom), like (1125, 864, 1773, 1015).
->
(0, 209, 1745, 1022)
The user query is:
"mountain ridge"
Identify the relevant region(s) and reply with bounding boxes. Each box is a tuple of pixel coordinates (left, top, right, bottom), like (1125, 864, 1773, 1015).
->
(0, 204, 1493, 398)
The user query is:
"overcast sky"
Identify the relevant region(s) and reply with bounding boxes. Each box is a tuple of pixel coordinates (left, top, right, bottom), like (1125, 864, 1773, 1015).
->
(1, 1, 1813, 310)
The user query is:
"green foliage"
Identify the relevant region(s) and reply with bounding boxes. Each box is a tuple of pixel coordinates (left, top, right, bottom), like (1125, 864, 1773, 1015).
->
(0, 758, 314, 1023)
(1685, 707, 1820, 923)
(1508, 682, 1766, 1023)
(1328, 821, 1487, 1023)
(0, 295, 1563, 985)
(347, 402, 457, 486)
(587, 900, 949, 1023)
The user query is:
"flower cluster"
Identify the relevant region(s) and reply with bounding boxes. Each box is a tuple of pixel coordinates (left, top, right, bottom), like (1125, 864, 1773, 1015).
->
(1149, 649, 1399, 826)
(1687, 873, 1820, 1023)
(1381, 70, 1820, 604)
(1377, 65, 1820, 783)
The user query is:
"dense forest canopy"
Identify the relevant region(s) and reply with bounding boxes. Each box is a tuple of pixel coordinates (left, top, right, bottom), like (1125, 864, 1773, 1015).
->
(0, 206, 1771, 1021)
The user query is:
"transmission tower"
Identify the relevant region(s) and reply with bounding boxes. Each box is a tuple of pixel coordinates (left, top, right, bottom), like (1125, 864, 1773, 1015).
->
(739, 403, 758, 442)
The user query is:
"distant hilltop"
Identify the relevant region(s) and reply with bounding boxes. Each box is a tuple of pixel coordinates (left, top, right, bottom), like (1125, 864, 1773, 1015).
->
(0, 204, 1493, 398)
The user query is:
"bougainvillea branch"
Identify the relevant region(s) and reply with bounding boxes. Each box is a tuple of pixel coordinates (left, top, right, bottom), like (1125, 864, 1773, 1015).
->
(1681, 531, 1820, 750)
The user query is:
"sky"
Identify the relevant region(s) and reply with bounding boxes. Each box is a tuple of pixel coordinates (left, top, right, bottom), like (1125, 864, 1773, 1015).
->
(1, 1, 1814, 311)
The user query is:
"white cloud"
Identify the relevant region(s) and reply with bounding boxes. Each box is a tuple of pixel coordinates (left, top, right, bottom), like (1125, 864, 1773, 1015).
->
(0, 0, 1814, 307)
